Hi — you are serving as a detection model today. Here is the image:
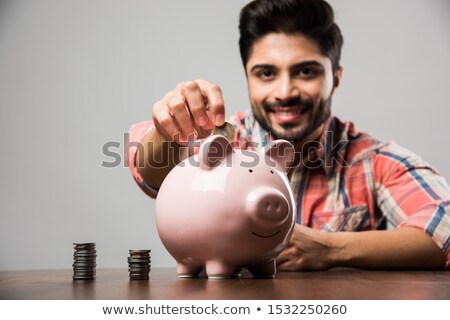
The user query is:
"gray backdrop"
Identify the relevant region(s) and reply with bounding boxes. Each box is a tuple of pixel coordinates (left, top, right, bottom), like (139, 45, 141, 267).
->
(1, 0, 449, 271)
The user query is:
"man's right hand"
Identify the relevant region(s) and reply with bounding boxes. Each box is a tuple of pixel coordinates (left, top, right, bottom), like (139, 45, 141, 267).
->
(151, 79, 226, 145)
(135, 79, 226, 189)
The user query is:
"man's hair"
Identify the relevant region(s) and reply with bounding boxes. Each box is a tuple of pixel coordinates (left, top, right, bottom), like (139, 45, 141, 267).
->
(239, 0, 343, 73)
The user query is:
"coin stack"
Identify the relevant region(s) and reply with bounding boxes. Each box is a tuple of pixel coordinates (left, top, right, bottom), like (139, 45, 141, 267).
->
(72, 243, 97, 280)
(128, 250, 151, 280)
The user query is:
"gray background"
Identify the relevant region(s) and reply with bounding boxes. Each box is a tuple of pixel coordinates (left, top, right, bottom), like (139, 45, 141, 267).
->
(0, 0, 449, 271)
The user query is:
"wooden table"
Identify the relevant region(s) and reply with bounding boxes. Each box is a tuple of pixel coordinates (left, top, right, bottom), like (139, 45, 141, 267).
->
(1, 268, 449, 300)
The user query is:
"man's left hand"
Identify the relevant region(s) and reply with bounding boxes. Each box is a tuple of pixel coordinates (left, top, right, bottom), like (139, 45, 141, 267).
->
(276, 224, 335, 271)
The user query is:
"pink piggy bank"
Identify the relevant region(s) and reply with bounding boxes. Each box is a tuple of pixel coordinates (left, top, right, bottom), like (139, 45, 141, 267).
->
(155, 135, 296, 279)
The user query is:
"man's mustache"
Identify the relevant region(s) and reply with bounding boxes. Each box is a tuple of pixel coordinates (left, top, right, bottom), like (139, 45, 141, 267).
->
(262, 97, 314, 111)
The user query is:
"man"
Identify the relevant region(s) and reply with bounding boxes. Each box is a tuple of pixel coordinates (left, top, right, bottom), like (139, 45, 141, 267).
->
(128, 0, 449, 270)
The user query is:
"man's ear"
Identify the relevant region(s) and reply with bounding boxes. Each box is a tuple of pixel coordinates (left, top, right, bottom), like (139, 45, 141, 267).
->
(333, 66, 343, 91)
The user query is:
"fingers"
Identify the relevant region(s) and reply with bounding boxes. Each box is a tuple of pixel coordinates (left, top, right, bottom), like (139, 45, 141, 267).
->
(152, 79, 226, 144)
(166, 93, 197, 141)
(276, 248, 299, 271)
(180, 81, 209, 127)
(276, 246, 295, 264)
(277, 260, 297, 271)
(195, 79, 225, 126)
(152, 100, 181, 142)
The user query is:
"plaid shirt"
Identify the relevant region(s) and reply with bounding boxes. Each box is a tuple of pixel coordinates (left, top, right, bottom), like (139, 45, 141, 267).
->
(128, 110, 450, 268)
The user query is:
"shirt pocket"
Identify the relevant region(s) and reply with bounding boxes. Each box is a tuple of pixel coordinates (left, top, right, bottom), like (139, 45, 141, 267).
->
(310, 204, 369, 232)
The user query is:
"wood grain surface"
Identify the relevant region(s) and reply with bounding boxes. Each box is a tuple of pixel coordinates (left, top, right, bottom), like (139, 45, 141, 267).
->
(1, 268, 449, 300)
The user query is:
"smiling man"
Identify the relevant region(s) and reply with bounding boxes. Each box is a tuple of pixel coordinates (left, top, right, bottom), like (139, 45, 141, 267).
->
(128, 0, 449, 270)
(246, 33, 336, 144)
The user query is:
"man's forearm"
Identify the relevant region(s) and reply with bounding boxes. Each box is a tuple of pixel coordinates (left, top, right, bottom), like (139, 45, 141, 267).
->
(136, 128, 188, 189)
(329, 227, 446, 269)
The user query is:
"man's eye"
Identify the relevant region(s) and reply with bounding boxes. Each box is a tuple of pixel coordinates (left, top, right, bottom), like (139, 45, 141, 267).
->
(257, 70, 274, 79)
(295, 68, 317, 78)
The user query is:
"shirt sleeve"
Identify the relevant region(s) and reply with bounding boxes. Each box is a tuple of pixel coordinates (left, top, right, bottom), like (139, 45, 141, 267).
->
(126, 121, 159, 199)
(373, 142, 450, 269)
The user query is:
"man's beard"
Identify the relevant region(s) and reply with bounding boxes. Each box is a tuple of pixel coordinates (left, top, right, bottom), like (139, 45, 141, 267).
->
(252, 95, 332, 143)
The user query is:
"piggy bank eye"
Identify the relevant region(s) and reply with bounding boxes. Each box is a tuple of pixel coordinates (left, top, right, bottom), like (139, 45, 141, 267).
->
(270, 170, 274, 174)
(249, 169, 253, 173)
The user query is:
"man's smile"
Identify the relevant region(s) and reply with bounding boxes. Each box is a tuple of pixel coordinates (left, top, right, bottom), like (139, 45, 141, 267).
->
(269, 106, 309, 124)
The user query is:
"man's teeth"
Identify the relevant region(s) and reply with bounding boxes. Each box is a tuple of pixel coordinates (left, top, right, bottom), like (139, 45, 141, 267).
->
(274, 109, 302, 116)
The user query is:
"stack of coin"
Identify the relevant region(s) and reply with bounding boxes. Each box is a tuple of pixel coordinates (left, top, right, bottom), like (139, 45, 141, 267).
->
(72, 243, 97, 280)
(128, 250, 151, 280)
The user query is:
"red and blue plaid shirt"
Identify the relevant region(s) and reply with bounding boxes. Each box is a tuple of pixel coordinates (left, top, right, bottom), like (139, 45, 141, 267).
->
(128, 110, 450, 268)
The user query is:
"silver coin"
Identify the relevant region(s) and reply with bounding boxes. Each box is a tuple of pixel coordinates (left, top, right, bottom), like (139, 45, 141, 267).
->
(74, 244, 96, 249)
(73, 257, 97, 262)
(127, 257, 150, 262)
(73, 264, 96, 268)
(73, 273, 96, 278)
(129, 264, 150, 268)
(212, 122, 235, 141)
(129, 267, 151, 271)
(73, 269, 96, 274)
(128, 265, 151, 268)
(129, 256, 150, 258)
(73, 261, 96, 265)
(129, 249, 150, 254)
(73, 259, 96, 263)
(129, 272, 150, 276)
(128, 264, 150, 268)
(73, 269, 96, 272)
(73, 263, 96, 267)
(74, 251, 97, 255)
(74, 252, 97, 256)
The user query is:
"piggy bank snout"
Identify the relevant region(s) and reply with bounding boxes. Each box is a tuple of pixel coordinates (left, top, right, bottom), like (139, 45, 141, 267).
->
(245, 187, 290, 228)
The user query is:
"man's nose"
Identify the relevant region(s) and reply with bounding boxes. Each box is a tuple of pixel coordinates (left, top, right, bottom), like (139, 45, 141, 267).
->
(274, 75, 299, 101)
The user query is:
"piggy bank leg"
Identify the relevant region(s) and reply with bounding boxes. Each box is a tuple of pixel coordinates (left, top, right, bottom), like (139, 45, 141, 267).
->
(205, 260, 235, 279)
(177, 262, 203, 278)
(248, 259, 276, 278)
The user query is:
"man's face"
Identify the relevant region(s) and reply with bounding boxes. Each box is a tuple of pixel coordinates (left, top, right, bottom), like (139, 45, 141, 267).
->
(245, 33, 340, 142)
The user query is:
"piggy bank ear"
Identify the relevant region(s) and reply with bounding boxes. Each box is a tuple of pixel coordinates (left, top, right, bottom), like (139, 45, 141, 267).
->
(261, 140, 295, 173)
(199, 135, 234, 169)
